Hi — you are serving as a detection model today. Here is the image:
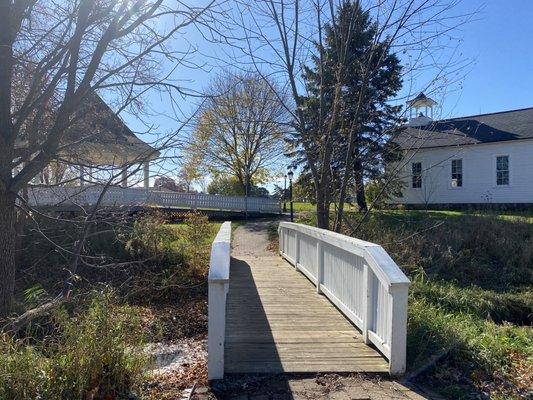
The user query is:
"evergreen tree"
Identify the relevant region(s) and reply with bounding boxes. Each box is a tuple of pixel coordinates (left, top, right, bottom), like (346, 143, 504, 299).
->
(290, 0, 403, 214)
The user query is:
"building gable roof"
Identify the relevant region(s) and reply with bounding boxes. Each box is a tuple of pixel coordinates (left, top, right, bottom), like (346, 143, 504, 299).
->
(394, 107, 533, 150)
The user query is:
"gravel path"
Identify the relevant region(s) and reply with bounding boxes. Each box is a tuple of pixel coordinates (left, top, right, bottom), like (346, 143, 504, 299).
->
(232, 219, 277, 257)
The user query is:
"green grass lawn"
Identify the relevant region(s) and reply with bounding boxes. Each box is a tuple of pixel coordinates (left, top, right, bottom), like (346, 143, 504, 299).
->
(292, 203, 533, 222)
(168, 221, 222, 246)
(296, 210, 533, 399)
(289, 201, 360, 213)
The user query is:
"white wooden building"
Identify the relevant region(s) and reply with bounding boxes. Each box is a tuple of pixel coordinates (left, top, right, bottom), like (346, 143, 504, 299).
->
(391, 94, 533, 208)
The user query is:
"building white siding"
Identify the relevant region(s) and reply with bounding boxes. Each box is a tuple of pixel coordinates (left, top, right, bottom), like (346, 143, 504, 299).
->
(393, 139, 533, 205)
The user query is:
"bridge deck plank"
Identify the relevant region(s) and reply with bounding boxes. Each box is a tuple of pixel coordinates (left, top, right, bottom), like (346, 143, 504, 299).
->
(224, 255, 389, 374)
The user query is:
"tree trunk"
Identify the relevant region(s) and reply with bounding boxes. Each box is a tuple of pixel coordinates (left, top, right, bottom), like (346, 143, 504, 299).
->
(0, 191, 17, 317)
(354, 161, 368, 212)
(333, 137, 360, 233)
(316, 185, 330, 229)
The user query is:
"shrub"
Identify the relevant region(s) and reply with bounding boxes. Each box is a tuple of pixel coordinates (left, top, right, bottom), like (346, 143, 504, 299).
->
(364, 180, 388, 209)
(0, 338, 54, 399)
(0, 290, 147, 400)
(124, 212, 178, 261)
(55, 290, 147, 399)
(179, 212, 214, 275)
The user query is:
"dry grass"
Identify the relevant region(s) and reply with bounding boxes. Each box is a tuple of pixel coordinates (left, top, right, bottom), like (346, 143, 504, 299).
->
(6, 211, 220, 399)
(0, 290, 147, 400)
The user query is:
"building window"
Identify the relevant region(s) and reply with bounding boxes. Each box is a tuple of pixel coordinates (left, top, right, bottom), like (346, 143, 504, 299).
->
(496, 155, 509, 186)
(412, 162, 422, 188)
(451, 159, 463, 187)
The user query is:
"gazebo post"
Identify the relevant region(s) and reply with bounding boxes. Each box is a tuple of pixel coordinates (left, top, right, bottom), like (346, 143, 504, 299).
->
(143, 161, 150, 189)
(79, 165, 85, 187)
(121, 167, 128, 188)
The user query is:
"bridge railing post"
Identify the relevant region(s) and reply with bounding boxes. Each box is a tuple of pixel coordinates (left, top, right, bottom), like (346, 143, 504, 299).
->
(207, 222, 232, 381)
(316, 241, 323, 293)
(278, 225, 284, 255)
(208, 279, 228, 380)
(362, 263, 373, 344)
(295, 231, 300, 270)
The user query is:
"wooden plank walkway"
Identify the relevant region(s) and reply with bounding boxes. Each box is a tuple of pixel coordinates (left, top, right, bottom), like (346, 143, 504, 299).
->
(224, 254, 389, 374)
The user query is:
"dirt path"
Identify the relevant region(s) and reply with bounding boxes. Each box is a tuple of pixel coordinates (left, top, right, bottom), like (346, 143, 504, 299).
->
(193, 220, 440, 400)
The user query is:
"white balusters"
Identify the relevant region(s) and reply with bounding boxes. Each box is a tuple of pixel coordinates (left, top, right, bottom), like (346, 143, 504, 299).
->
(278, 222, 410, 376)
(26, 186, 280, 214)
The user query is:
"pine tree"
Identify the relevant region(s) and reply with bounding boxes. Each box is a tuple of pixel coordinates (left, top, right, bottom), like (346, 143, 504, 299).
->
(292, 0, 403, 215)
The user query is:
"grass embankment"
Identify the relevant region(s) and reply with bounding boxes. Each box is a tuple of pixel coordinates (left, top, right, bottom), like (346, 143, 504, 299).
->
(2, 211, 219, 399)
(297, 210, 533, 399)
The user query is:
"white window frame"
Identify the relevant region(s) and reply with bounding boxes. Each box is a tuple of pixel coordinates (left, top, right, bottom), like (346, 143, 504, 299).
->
(450, 158, 463, 189)
(411, 162, 422, 189)
(494, 154, 510, 187)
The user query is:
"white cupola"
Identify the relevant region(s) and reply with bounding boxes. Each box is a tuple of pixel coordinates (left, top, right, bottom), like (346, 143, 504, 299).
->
(407, 92, 437, 127)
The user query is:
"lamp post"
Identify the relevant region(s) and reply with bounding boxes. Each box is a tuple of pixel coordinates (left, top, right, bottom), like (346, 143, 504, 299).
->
(244, 166, 249, 220)
(283, 174, 287, 213)
(287, 169, 294, 222)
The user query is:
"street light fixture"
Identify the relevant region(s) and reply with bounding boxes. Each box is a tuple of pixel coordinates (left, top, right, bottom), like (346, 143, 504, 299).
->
(287, 169, 294, 222)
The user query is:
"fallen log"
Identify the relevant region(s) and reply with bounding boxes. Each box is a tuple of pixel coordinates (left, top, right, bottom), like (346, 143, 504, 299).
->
(2, 296, 64, 335)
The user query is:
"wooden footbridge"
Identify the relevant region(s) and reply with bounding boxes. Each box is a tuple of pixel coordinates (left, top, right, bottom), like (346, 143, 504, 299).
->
(208, 222, 410, 380)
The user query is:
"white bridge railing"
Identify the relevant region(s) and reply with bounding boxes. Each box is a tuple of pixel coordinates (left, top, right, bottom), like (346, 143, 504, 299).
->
(207, 222, 231, 380)
(278, 222, 410, 375)
(25, 185, 280, 214)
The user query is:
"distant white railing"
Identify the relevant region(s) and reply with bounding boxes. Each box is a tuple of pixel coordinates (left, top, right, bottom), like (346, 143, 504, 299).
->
(25, 185, 280, 214)
(278, 222, 410, 375)
(207, 222, 232, 380)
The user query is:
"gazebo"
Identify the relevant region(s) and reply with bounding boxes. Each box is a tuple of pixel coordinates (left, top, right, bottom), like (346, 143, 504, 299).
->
(36, 92, 159, 189)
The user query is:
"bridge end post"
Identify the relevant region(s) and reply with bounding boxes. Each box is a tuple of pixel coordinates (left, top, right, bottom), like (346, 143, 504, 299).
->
(207, 222, 232, 381)
(388, 283, 409, 376)
(208, 279, 228, 380)
(278, 225, 284, 256)
(295, 232, 300, 270)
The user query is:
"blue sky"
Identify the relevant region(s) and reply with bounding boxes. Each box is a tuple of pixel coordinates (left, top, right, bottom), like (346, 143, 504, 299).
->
(125, 0, 533, 130)
(120, 0, 533, 187)
(431, 0, 533, 117)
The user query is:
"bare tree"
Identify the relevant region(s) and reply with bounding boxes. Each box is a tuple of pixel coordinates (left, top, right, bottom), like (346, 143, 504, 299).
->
(0, 0, 221, 316)
(179, 154, 204, 192)
(233, 0, 473, 229)
(189, 71, 289, 194)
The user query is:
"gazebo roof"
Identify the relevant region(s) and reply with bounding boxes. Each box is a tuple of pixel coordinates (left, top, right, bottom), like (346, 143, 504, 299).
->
(407, 92, 437, 109)
(60, 92, 159, 166)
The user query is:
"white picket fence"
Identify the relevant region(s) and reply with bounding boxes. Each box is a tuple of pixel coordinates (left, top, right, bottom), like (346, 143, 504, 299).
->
(207, 221, 232, 380)
(278, 221, 410, 375)
(25, 185, 280, 214)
